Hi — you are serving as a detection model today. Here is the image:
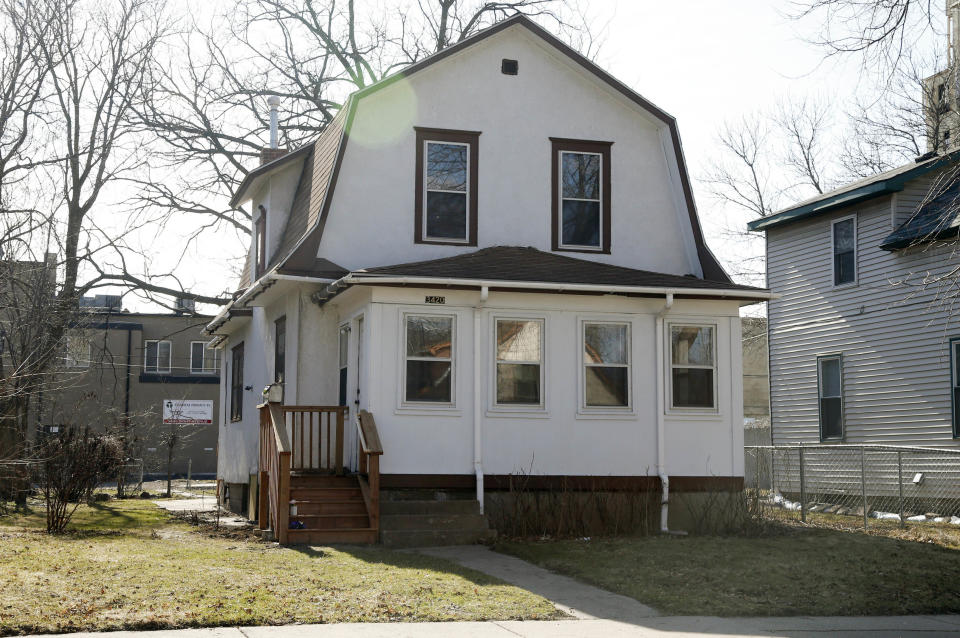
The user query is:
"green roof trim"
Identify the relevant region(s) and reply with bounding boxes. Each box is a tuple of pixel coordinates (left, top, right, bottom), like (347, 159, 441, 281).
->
(746, 154, 957, 232)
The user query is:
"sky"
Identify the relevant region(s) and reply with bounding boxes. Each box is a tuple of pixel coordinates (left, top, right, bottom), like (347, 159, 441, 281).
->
(111, 0, 944, 313)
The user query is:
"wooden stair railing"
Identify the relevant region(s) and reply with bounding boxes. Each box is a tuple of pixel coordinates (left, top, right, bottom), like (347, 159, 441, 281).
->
(258, 402, 291, 544)
(259, 403, 361, 543)
(356, 410, 384, 534)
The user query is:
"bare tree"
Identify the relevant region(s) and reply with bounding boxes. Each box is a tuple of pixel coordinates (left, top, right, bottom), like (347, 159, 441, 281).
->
(130, 0, 594, 269)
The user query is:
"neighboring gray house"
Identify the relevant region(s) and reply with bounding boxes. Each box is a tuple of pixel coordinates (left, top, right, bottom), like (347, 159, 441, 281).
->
(749, 152, 960, 447)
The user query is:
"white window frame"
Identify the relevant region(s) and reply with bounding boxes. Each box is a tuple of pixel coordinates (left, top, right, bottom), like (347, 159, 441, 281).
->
(423, 139, 471, 244)
(558, 150, 604, 251)
(830, 215, 857, 288)
(491, 316, 546, 411)
(400, 312, 457, 408)
(190, 341, 218, 374)
(666, 322, 719, 413)
(817, 354, 845, 441)
(144, 339, 172, 374)
(64, 335, 91, 369)
(580, 319, 632, 412)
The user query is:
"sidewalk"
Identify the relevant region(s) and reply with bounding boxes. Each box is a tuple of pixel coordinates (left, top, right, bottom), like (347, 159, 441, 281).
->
(24, 615, 960, 638)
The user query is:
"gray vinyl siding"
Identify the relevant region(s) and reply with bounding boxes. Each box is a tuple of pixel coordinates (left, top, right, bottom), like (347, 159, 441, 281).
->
(767, 191, 960, 448)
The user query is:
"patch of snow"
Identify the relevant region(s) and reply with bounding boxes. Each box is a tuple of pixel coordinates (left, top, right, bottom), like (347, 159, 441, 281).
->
(907, 514, 927, 522)
(871, 511, 901, 520)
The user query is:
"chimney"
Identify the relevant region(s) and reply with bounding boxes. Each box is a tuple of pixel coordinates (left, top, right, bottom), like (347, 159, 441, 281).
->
(260, 95, 288, 165)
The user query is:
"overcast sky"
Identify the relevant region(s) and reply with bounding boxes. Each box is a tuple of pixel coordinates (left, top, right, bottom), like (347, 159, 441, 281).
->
(115, 0, 944, 313)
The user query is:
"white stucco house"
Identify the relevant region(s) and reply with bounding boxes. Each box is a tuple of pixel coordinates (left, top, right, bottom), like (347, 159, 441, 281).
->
(206, 15, 769, 544)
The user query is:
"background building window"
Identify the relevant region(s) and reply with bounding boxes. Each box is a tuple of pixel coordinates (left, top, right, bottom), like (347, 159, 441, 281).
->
(953, 340, 960, 438)
(274, 316, 286, 383)
(190, 341, 218, 374)
(414, 127, 479, 245)
(818, 355, 844, 440)
(144, 340, 172, 374)
(64, 335, 91, 368)
(584, 322, 630, 407)
(404, 315, 453, 403)
(670, 325, 716, 409)
(551, 138, 611, 253)
(495, 318, 543, 405)
(832, 217, 856, 285)
(230, 343, 244, 421)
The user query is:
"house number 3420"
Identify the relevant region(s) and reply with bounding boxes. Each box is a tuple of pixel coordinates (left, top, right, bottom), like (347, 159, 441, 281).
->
(425, 296, 446, 304)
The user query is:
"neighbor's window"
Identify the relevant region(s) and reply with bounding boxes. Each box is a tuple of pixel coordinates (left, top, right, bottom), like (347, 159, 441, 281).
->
(274, 316, 286, 383)
(144, 340, 172, 374)
(230, 342, 244, 421)
(584, 322, 630, 407)
(495, 318, 543, 405)
(953, 340, 960, 438)
(670, 325, 716, 409)
(551, 138, 611, 253)
(818, 354, 844, 440)
(404, 315, 454, 403)
(832, 216, 856, 286)
(415, 128, 478, 245)
(190, 341, 218, 374)
(64, 335, 91, 368)
(338, 325, 349, 406)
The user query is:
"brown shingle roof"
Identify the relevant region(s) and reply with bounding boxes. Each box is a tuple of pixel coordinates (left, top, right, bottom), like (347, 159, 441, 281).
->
(355, 246, 762, 292)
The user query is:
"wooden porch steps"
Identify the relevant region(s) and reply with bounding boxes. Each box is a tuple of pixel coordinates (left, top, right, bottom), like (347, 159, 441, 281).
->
(287, 473, 376, 544)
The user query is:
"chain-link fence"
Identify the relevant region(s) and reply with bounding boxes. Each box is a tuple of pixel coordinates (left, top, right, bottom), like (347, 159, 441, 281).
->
(745, 444, 960, 529)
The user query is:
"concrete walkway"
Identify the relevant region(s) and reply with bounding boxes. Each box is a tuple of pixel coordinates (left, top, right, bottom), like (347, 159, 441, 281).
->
(24, 615, 960, 638)
(414, 544, 658, 622)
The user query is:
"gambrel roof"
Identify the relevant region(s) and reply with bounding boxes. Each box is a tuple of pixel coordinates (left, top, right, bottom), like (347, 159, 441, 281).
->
(231, 14, 730, 290)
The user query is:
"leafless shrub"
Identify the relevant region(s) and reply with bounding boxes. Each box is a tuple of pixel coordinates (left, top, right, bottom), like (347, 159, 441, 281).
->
(32, 427, 124, 533)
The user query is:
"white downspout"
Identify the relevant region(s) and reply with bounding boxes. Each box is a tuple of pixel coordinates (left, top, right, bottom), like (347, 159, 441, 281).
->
(656, 293, 674, 533)
(474, 285, 488, 513)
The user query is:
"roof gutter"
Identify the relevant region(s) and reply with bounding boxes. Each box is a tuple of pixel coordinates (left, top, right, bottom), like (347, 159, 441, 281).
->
(205, 271, 336, 335)
(312, 274, 775, 305)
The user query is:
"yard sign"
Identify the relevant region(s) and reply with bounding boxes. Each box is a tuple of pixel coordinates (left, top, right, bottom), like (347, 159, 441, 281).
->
(162, 399, 214, 425)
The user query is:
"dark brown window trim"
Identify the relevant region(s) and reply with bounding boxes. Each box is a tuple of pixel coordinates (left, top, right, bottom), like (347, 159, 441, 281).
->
(414, 127, 480, 246)
(230, 342, 244, 422)
(550, 137, 612, 254)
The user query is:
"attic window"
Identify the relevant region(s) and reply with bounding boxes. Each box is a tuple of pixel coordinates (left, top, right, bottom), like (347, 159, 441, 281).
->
(501, 59, 518, 75)
(551, 138, 612, 253)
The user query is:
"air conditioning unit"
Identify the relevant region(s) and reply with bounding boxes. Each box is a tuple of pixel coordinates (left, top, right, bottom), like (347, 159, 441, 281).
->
(175, 296, 196, 314)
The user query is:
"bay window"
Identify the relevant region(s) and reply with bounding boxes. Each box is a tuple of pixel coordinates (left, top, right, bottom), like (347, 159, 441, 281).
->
(584, 322, 630, 407)
(404, 314, 454, 403)
(495, 318, 543, 405)
(669, 325, 716, 409)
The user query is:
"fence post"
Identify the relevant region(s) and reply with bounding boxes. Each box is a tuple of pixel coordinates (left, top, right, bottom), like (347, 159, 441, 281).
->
(798, 445, 806, 523)
(861, 445, 868, 530)
(897, 449, 905, 529)
(187, 458, 192, 490)
(138, 458, 144, 491)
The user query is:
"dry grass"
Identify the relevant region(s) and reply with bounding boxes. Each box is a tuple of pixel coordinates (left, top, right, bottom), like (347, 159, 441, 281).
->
(0, 499, 562, 635)
(497, 520, 960, 616)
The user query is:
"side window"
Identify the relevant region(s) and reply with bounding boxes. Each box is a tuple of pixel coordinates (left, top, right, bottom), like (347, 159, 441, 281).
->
(144, 340, 172, 374)
(338, 325, 349, 407)
(951, 340, 960, 438)
(584, 322, 630, 407)
(404, 314, 454, 403)
(832, 216, 856, 286)
(255, 206, 266, 278)
(414, 127, 479, 245)
(818, 355, 844, 440)
(669, 325, 716, 410)
(190, 341, 205, 373)
(551, 138, 611, 253)
(495, 318, 543, 406)
(274, 316, 286, 383)
(230, 343, 244, 421)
